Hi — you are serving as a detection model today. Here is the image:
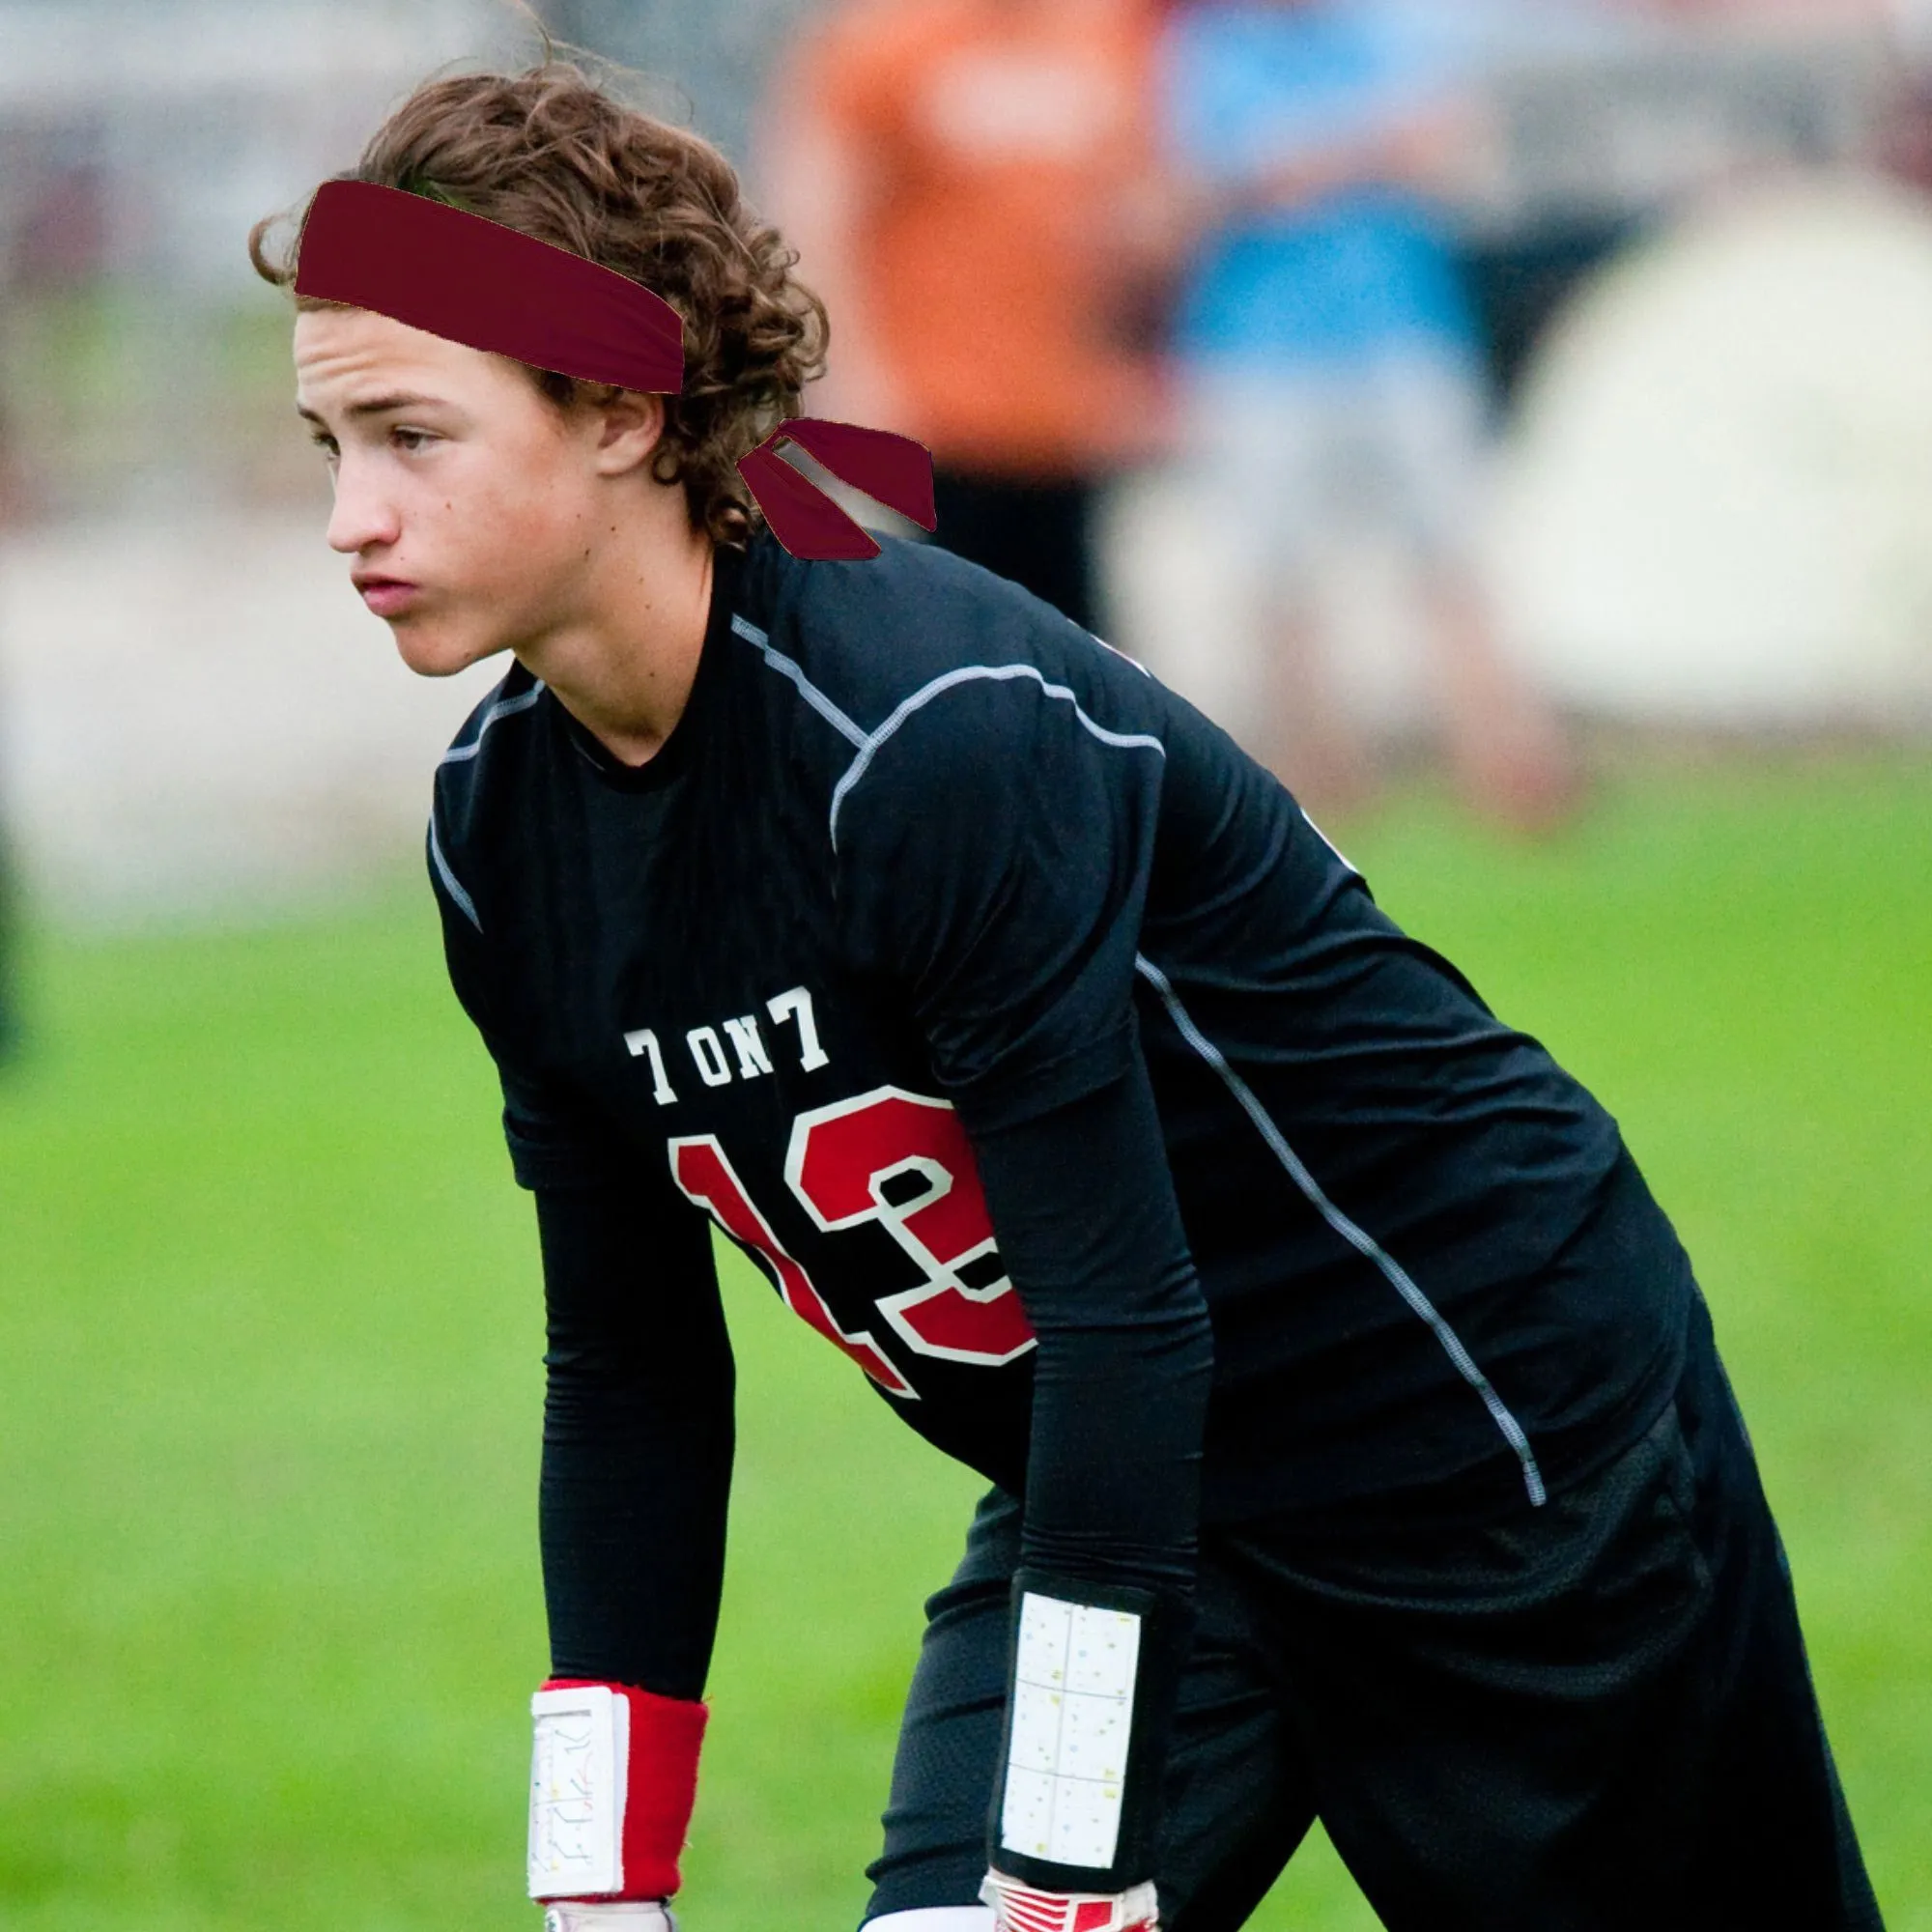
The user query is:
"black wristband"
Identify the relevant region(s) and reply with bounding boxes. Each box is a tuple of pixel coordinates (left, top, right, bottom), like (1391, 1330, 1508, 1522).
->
(983, 1567, 1194, 1894)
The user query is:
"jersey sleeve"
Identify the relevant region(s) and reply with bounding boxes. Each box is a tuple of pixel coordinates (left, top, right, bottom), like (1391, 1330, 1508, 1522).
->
(535, 1180, 734, 1701)
(964, 1045, 1213, 1895)
(426, 806, 734, 1698)
(832, 669, 1167, 1132)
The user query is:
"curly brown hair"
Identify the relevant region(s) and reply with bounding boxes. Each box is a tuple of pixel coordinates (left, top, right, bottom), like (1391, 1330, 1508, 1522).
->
(246, 19, 829, 549)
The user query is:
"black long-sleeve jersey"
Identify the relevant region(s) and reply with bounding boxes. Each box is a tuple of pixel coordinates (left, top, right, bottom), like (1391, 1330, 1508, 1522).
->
(429, 526, 1692, 1719)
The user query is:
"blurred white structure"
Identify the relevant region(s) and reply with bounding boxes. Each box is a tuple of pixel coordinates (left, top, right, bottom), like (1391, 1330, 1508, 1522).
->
(1489, 172, 1932, 725)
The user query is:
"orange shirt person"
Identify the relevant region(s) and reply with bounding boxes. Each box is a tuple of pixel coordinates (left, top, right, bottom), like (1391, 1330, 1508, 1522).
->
(753, 0, 1179, 636)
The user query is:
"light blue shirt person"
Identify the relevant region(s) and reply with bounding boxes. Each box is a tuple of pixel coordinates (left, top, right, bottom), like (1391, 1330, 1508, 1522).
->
(1156, 0, 1488, 372)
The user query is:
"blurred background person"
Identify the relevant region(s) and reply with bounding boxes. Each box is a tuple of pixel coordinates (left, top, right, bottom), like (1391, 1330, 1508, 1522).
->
(1134, 0, 1579, 831)
(751, 0, 1179, 636)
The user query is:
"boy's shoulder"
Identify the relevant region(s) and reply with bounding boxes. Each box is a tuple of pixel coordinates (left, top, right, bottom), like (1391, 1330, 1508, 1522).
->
(752, 527, 1158, 740)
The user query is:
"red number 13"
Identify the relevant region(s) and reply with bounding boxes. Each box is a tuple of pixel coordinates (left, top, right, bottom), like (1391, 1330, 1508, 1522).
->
(669, 1087, 1035, 1400)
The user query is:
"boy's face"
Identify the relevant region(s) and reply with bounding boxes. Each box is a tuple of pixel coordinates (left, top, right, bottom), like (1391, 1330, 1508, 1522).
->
(293, 304, 666, 679)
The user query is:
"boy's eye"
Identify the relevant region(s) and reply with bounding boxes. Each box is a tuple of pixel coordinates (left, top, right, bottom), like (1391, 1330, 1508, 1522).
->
(308, 427, 436, 454)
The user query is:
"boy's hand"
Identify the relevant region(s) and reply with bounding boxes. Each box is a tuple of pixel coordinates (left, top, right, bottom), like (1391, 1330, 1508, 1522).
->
(540, 1904, 675, 1931)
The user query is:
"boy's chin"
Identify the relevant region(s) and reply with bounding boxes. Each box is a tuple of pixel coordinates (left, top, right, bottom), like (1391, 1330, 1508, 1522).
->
(393, 626, 505, 679)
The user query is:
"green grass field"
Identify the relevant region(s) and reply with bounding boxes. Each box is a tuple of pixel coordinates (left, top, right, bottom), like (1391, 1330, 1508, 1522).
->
(1, 751, 1926, 1930)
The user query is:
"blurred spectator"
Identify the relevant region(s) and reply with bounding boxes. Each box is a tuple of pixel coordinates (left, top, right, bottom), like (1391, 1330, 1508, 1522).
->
(6, 152, 110, 295)
(1143, 0, 1577, 829)
(751, 0, 1178, 635)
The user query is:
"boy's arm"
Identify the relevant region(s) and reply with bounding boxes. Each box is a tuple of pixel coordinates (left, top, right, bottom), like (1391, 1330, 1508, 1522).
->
(961, 1058, 1210, 1925)
(425, 811, 730, 1914)
(535, 1180, 732, 1700)
(834, 652, 1211, 1917)
(1237, 95, 1488, 212)
(528, 1179, 732, 1912)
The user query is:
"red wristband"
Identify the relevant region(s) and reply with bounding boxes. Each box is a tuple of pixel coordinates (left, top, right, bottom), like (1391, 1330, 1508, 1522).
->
(539, 1678, 708, 1900)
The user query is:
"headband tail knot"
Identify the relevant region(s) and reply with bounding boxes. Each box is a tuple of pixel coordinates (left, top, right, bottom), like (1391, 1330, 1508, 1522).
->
(738, 418, 936, 562)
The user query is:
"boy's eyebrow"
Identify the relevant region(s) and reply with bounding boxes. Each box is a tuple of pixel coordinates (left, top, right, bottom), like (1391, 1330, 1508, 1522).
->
(294, 390, 449, 427)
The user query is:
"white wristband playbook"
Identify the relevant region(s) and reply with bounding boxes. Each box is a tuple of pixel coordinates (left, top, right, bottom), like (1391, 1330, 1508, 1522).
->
(1001, 1592, 1144, 1869)
(529, 1684, 633, 1898)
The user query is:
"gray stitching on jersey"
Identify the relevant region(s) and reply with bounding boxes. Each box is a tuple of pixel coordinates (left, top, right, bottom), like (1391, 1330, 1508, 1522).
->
(1133, 952, 1548, 1509)
(438, 681, 545, 765)
(828, 664, 1167, 851)
(732, 612, 867, 749)
(427, 810, 482, 932)
(1299, 807, 1360, 877)
(1093, 633, 1153, 678)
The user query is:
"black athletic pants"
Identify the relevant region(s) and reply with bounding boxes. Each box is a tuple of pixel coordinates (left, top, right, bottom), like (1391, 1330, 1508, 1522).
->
(863, 1285, 1883, 1929)
(927, 465, 1101, 639)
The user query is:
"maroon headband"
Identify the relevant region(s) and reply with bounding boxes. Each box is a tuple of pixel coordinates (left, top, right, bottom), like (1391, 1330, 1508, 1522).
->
(292, 178, 935, 561)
